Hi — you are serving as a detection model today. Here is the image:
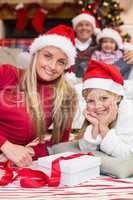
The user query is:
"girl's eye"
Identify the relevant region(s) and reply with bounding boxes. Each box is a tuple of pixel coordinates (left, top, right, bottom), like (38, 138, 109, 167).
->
(86, 99, 94, 104)
(101, 97, 108, 101)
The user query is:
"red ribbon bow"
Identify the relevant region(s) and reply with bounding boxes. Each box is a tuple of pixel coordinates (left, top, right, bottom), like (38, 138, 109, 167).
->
(0, 152, 94, 188)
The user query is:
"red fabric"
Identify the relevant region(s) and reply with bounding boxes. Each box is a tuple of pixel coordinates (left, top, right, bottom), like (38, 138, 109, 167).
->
(0, 160, 14, 186)
(81, 10, 95, 18)
(0, 135, 6, 148)
(84, 59, 124, 85)
(46, 25, 75, 46)
(0, 64, 71, 159)
(0, 153, 94, 188)
(15, 7, 28, 31)
(32, 8, 47, 33)
(32, 142, 51, 160)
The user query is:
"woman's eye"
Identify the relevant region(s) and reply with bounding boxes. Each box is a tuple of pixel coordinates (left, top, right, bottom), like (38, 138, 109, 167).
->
(43, 54, 52, 59)
(58, 60, 67, 67)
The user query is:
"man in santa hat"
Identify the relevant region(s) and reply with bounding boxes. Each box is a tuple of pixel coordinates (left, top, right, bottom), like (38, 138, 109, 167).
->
(71, 11, 98, 79)
(71, 11, 133, 80)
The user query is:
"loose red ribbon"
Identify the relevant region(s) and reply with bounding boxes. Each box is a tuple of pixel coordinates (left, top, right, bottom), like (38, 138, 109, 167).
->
(0, 152, 94, 188)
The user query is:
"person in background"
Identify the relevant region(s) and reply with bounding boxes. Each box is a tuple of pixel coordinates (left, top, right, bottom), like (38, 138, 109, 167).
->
(71, 10, 98, 80)
(0, 25, 77, 167)
(91, 28, 133, 79)
(78, 59, 133, 159)
(70, 11, 133, 81)
(91, 28, 123, 64)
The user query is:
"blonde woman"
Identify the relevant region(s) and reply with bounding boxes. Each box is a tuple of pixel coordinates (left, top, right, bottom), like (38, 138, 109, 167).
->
(0, 25, 77, 167)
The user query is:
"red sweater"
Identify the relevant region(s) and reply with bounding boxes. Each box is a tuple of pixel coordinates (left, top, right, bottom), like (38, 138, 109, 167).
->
(0, 64, 71, 159)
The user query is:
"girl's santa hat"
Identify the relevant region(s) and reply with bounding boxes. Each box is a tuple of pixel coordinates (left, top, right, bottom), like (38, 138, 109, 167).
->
(72, 10, 96, 30)
(83, 60, 124, 96)
(97, 28, 123, 49)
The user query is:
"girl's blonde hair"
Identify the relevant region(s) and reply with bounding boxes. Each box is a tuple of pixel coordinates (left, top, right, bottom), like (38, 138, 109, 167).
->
(21, 52, 77, 143)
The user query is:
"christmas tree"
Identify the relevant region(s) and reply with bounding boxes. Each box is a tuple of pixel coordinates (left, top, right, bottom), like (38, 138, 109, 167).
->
(78, 0, 124, 29)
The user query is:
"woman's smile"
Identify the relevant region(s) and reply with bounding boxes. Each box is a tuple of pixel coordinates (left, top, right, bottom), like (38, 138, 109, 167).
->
(41, 66, 55, 76)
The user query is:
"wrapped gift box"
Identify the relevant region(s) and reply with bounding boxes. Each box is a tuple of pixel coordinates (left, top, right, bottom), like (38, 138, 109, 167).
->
(38, 152, 101, 186)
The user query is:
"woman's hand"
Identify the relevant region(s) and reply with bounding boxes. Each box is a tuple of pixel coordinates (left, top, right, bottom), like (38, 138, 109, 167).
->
(26, 138, 40, 147)
(26, 135, 52, 147)
(0, 153, 8, 162)
(99, 102, 118, 138)
(1, 141, 33, 167)
(83, 110, 99, 139)
(123, 50, 133, 64)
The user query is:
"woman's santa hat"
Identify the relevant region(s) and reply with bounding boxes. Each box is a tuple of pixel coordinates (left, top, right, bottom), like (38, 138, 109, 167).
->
(97, 28, 123, 49)
(18, 25, 76, 69)
(72, 10, 96, 30)
(17, 25, 77, 69)
(30, 24, 77, 68)
(83, 60, 124, 96)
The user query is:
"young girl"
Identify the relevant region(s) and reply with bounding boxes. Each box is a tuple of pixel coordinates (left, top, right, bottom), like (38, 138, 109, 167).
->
(0, 25, 77, 167)
(91, 28, 123, 64)
(91, 28, 133, 79)
(78, 59, 133, 159)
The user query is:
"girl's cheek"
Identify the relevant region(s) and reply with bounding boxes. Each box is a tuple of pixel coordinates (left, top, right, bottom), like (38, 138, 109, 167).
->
(86, 104, 95, 112)
(105, 100, 113, 109)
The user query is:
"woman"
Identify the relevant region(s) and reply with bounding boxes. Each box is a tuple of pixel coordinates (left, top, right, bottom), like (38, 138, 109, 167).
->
(78, 59, 133, 159)
(0, 25, 77, 167)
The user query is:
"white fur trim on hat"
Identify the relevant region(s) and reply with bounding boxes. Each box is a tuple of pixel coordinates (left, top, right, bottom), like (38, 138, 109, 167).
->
(29, 34, 77, 68)
(72, 13, 96, 30)
(83, 78, 124, 96)
(97, 28, 123, 49)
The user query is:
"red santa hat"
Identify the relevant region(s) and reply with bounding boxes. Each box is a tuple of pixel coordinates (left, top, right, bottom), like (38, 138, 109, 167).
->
(72, 10, 96, 30)
(29, 24, 77, 68)
(83, 60, 124, 96)
(97, 28, 123, 49)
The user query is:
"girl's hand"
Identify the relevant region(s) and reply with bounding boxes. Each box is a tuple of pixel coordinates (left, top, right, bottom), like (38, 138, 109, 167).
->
(1, 141, 33, 167)
(123, 50, 133, 64)
(83, 109, 99, 126)
(83, 110, 99, 139)
(99, 102, 118, 137)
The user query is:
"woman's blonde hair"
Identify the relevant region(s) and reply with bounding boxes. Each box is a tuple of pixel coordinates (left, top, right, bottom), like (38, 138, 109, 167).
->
(21, 52, 77, 143)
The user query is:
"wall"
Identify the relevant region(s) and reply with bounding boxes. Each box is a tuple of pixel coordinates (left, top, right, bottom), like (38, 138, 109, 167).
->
(117, 0, 133, 40)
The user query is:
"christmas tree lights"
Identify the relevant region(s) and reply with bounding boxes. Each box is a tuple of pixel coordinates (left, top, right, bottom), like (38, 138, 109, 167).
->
(78, 0, 124, 29)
